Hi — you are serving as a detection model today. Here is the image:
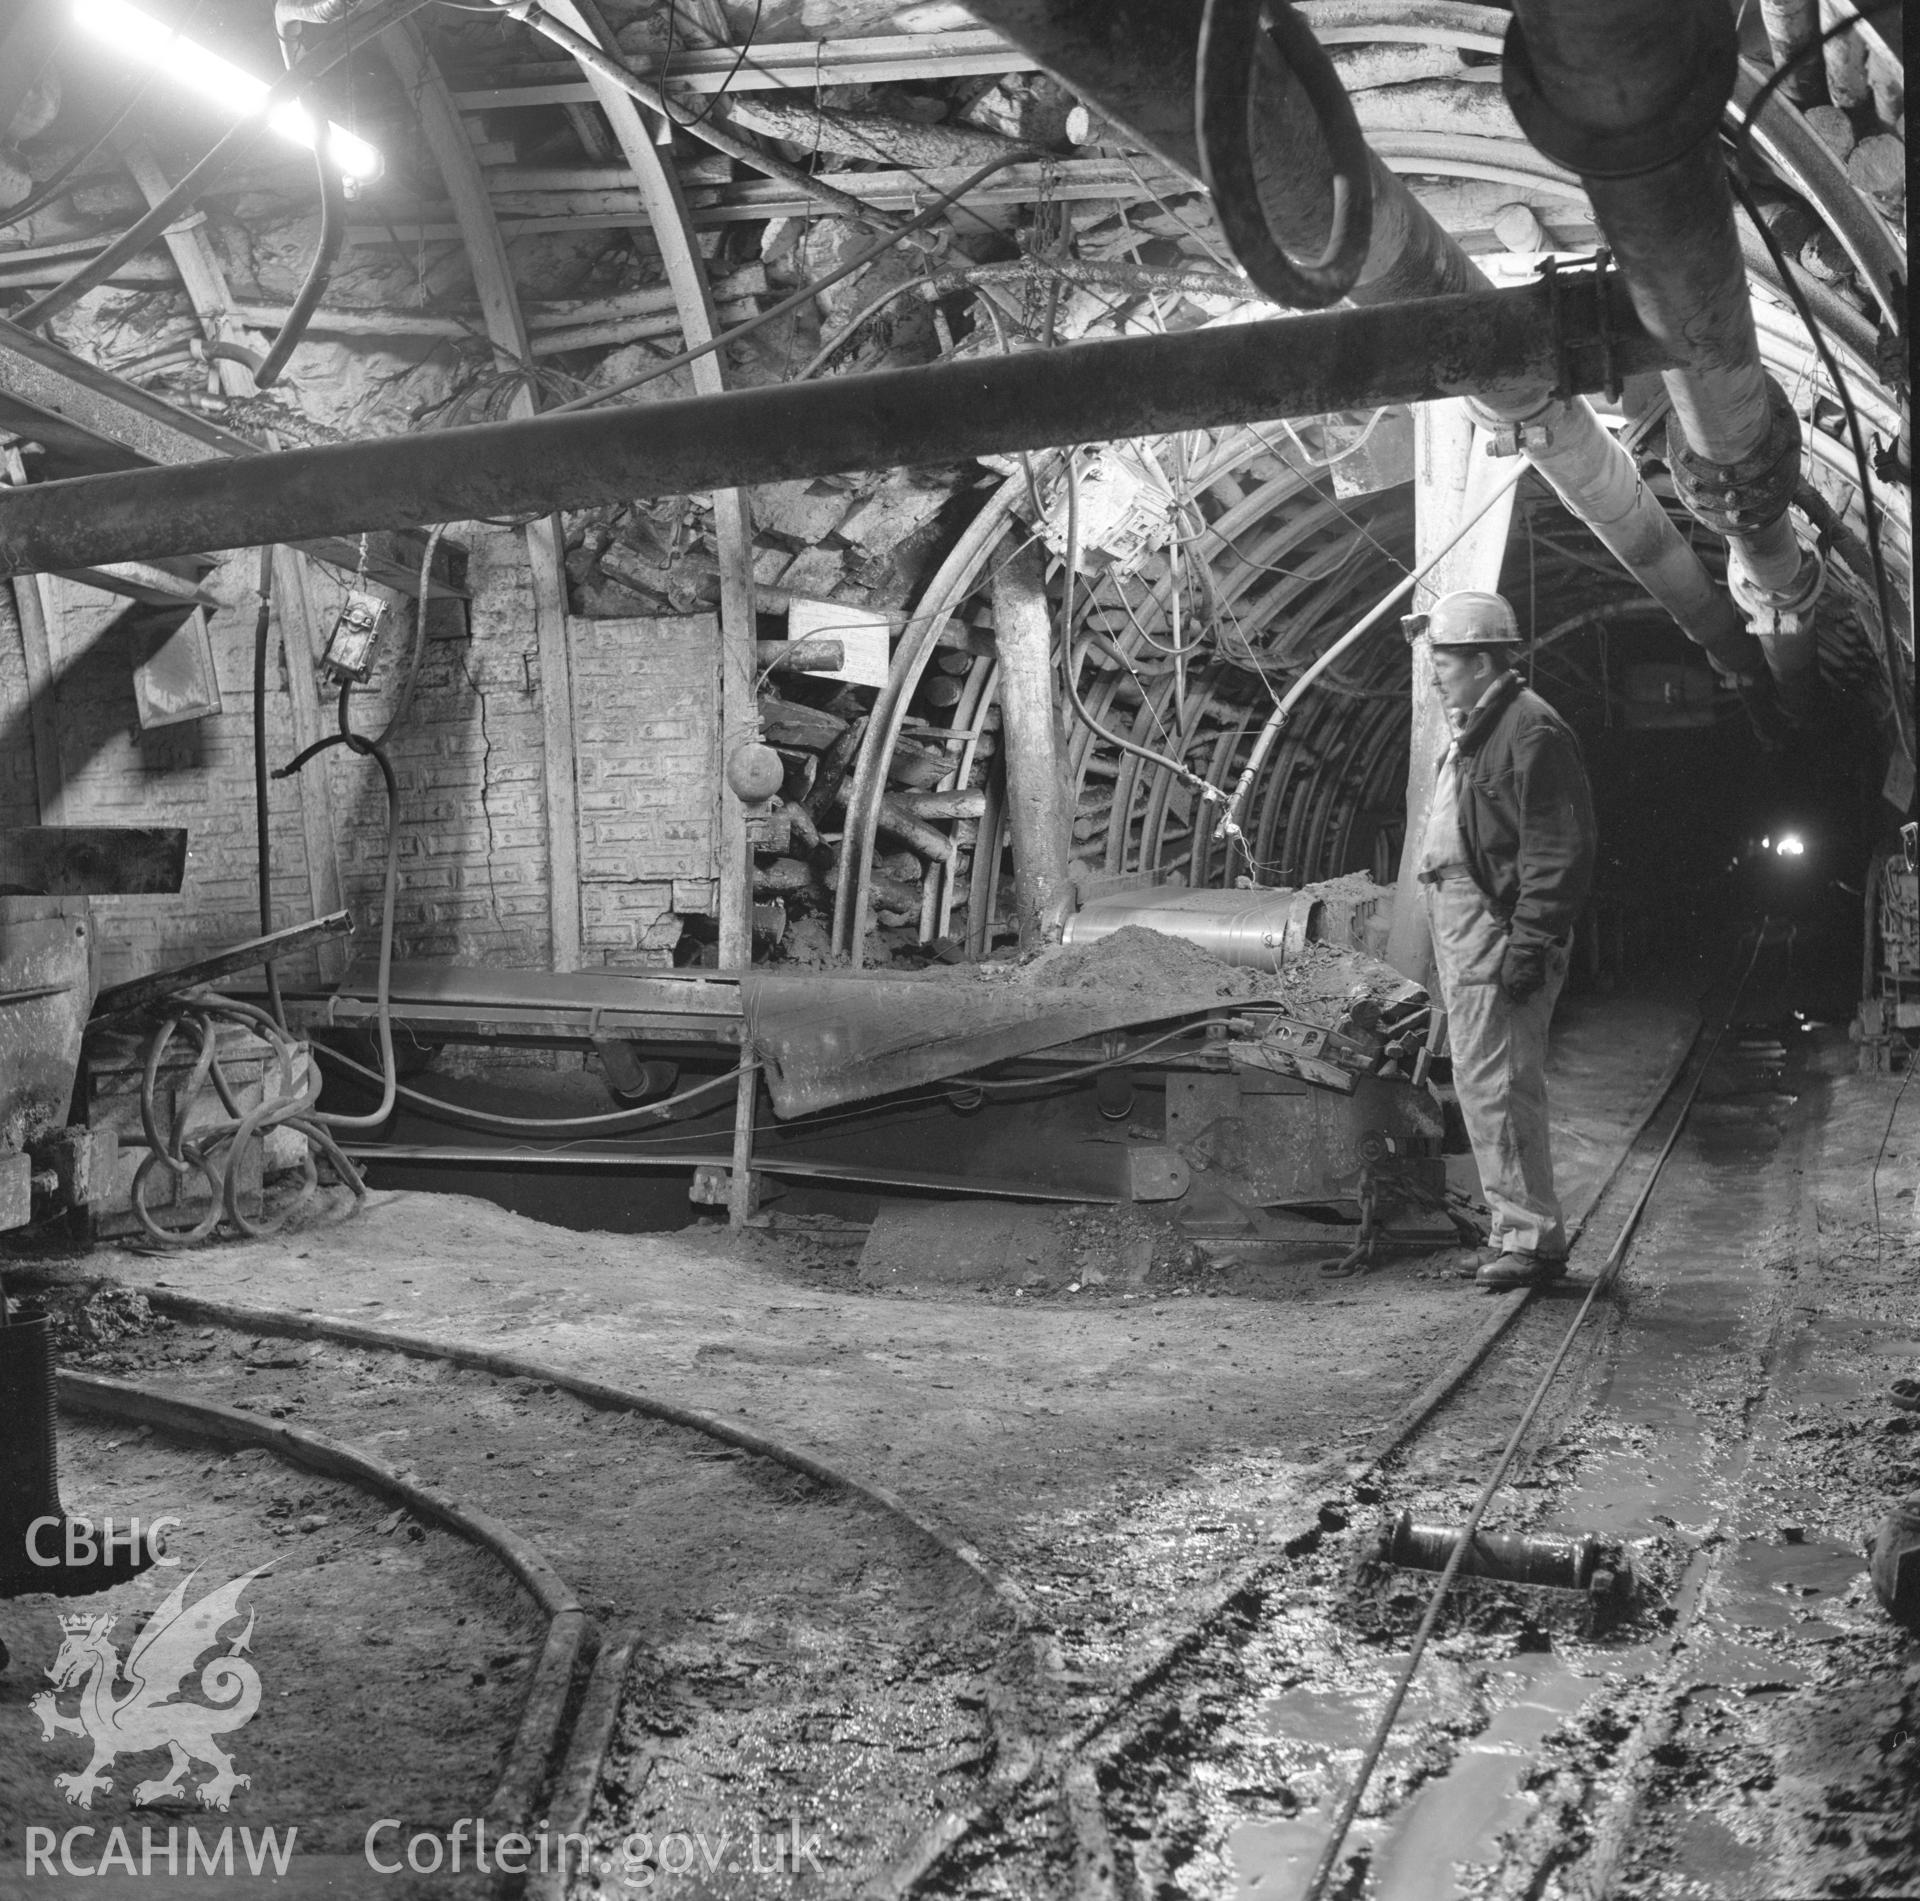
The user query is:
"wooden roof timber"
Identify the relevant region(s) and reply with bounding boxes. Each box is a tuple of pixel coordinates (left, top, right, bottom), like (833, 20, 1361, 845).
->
(445, 28, 1031, 110)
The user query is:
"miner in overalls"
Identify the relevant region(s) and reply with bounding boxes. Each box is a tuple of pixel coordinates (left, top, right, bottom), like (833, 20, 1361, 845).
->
(1411, 589, 1596, 1289)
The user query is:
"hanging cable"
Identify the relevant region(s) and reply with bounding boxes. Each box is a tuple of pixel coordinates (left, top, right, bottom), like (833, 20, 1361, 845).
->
(0, 0, 213, 238)
(1726, 166, 1907, 767)
(1055, 453, 1236, 822)
(487, 0, 909, 236)
(250, 548, 286, 1030)
(253, 139, 348, 389)
(1279, 408, 1391, 470)
(14, 0, 431, 331)
(311, 1044, 751, 1134)
(656, 0, 765, 129)
(545, 155, 1028, 414)
(1733, 1, 1901, 156)
(1213, 462, 1530, 846)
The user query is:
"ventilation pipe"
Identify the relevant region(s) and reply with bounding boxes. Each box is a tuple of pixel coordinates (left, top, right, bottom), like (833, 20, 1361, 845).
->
(1504, 0, 1824, 718)
(959, 0, 1767, 690)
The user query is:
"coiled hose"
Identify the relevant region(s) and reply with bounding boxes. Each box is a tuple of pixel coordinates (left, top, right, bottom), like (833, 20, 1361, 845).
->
(131, 993, 369, 1245)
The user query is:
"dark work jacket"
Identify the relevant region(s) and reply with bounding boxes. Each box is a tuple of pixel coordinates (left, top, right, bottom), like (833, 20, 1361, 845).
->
(1449, 672, 1596, 952)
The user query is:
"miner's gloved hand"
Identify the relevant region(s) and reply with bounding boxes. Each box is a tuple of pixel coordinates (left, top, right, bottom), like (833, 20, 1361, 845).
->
(1499, 938, 1547, 1004)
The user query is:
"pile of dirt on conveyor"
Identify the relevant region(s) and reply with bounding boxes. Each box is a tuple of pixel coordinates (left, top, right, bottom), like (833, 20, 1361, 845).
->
(954, 923, 1424, 1028)
(1017, 924, 1269, 1000)
(1257, 938, 1427, 1021)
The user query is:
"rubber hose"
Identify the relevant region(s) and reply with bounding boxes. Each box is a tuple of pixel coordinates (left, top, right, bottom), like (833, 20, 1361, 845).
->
(254, 143, 345, 389)
(251, 548, 286, 1028)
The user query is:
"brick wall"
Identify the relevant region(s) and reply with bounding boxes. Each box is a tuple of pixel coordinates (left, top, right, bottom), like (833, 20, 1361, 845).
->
(569, 613, 719, 969)
(34, 569, 319, 988)
(314, 530, 555, 972)
(0, 525, 571, 989)
(1, 531, 738, 989)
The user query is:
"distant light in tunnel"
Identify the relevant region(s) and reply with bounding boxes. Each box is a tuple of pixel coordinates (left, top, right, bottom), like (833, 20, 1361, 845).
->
(72, 0, 383, 180)
(1776, 834, 1807, 857)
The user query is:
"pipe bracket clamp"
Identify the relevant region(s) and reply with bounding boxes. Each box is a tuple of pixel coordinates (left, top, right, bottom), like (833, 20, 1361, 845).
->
(1667, 378, 1804, 537)
(1728, 542, 1825, 630)
(1501, 9, 1738, 180)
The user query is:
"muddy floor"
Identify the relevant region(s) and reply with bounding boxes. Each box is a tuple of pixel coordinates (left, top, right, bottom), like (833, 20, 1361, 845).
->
(0, 989, 1913, 1898)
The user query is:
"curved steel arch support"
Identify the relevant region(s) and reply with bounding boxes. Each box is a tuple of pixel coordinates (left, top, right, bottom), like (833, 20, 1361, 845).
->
(381, 18, 582, 972)
(537, 0, 760, 978)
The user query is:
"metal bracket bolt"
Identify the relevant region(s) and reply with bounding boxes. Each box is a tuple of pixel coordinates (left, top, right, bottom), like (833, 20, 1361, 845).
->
(1485, 420, 1555, 458)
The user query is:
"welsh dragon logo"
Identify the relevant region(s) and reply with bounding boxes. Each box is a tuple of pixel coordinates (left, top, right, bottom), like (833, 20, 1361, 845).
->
(30, 1564, 269, 1811)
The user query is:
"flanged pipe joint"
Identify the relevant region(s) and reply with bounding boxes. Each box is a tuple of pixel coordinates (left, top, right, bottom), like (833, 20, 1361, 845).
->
(1503, 0, 1824, 717)
(1666, 378, 1824, 689)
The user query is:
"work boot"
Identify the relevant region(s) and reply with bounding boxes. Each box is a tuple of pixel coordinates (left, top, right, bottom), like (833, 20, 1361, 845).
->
(1866, 1492, 1920, 1629)
(0, 1313, 156, 1599)
(1475, 1250, 1568, 1290)
(1451, 1244, 1506, 1278)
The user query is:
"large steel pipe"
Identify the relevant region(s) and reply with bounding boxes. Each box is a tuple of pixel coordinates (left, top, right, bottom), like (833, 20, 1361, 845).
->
(964, 0, 1763, 680)
(1505, 0, 1822, 706)
(0, 281, 1669, 577)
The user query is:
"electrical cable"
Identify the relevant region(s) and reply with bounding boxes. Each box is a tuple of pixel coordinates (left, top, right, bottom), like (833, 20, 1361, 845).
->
(794, 273, 934, 381)
(1300, 924, 1769, 1901)
(487, 0, 910, 236)
(0, 0, 212, 238)
(1214, 461, 1529, 844)
(130, 994, 368, 1246)
(1056, 453, 1233, 812)
(1726, 166, 1907, 771)
(310, 1044, 752, 1134)
(254, 140, 348, 388)
(1279, 408, 1389, 471)
(545, 155, 1028, 413)
(974, 1020, 1222, 1096)
(250, 548, 286, 1031)
(14, 0, 432, 331)
(657, 0, 764, 130)
(1868, 1052, 1916, 1277)
(1734, 1, 1902, 157)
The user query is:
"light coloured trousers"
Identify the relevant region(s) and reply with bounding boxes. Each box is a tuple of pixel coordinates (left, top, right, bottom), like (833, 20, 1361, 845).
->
(1424, 875, 1571, 1258)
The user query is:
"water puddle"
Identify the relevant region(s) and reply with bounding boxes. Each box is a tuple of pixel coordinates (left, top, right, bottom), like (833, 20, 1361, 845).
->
(1367, 1660, 1599, 1901)
(1230, 1815, 1386, 1899)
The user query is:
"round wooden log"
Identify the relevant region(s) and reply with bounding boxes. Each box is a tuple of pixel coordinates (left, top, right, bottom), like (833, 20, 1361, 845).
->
(718, 97, 1031, 169)
(753, 857, 818, 895)
(758, 697, 849, 750)
(757, 637, 846, 673)
(898, 789, 987, 821)
(776, 748, 818, 804)
(805, 713, 868, 820)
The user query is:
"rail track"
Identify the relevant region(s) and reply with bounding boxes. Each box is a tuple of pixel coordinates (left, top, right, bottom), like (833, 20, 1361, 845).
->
(930, 962, 1914, 1901)
(3, 1290, 1046, 1899)
(10, 951, 1911, 1901)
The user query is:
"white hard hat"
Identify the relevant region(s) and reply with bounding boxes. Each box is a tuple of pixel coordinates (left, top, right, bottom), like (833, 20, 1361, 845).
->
(1402, 589, 1523, 648)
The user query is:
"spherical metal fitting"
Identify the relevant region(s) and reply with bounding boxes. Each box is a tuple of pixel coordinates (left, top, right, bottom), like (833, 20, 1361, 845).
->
(1666, 379, 1804, 538)
(725, 740, 784, 804)
(1424, 589, 1523, 649)
(1500, 7, 1738, 180)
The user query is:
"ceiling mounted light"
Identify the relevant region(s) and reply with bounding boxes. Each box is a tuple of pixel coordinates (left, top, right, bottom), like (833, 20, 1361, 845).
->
(72, 0, 382, 180)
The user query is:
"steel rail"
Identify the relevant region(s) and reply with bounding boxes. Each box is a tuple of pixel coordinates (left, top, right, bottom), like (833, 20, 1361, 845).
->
(1298, 928, 1766, 1901)
(883, 977, 1718, 1897)
(58, 1366, 587, 1832)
